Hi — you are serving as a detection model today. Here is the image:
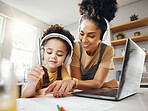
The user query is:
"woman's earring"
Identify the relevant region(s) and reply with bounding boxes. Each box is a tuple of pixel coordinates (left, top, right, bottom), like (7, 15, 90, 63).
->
(98, 40, 101, 43)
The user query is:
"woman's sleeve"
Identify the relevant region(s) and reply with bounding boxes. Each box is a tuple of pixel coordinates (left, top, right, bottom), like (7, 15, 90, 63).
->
(70, 42, 81, 67)
(99, 45, 114, 69)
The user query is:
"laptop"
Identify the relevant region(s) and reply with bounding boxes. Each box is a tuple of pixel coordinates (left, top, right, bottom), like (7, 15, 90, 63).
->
(72, 38, 146, 101)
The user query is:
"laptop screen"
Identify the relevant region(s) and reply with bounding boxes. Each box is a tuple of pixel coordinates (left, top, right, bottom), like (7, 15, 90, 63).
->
(117, 39, 146, 100)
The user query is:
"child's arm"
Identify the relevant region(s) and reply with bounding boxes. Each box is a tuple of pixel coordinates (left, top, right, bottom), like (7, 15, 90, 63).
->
(36, 88, 48, 95)
(22, 64, 44, 98)
(22, 82, 37, 98)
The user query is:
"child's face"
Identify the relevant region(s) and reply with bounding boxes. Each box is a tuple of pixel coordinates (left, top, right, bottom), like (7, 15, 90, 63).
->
(44, 39, 67, 70)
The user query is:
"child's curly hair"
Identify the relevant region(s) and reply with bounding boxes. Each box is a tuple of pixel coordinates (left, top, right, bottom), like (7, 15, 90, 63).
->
(78, 0, 118, 40)
(41, 24, 75, 56)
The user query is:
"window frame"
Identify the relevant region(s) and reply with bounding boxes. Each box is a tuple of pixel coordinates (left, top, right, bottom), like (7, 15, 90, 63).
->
(0, 15, 6, 59)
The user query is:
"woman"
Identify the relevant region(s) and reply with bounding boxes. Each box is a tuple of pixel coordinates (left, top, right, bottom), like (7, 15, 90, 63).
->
(44, 0, 118, 97)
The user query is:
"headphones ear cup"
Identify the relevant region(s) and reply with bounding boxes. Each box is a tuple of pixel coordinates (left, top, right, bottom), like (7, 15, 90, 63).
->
(102, 18, 111, 45)
(41, 48, 44, 60)
(63, 54, 71, 66)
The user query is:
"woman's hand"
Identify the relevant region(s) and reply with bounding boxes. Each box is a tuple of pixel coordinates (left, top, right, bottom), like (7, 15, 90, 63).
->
(27, 64, 45, 86)
(44, 79, 75, 97)
(101, 79, 118, 88)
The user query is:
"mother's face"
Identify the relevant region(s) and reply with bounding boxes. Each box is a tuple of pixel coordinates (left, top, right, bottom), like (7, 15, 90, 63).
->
(79, 19, 101, 55)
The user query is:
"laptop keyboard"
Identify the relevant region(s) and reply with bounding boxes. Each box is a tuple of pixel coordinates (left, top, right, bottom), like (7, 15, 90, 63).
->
(93, 88, 118, 97)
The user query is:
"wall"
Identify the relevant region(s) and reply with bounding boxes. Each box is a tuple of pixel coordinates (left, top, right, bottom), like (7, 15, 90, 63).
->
(65, 0, 148, 81)
(65, 21, 79, 41)
(110, 0, 148, 81)
(0, 1, 49, 31)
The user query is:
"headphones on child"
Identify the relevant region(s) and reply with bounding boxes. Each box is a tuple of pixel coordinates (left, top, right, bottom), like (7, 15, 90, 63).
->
(40, 33, 73, 66)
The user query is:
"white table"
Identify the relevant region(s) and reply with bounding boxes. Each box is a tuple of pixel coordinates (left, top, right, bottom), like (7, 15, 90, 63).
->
(17, 88, 148, 111)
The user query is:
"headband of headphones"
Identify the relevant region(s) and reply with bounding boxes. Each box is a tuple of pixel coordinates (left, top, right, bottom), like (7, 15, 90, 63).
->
(40, 33, 73, 66)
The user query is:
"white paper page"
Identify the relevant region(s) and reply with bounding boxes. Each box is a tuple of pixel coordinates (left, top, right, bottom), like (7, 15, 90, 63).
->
(17, 97, 57, 111)
(17, 94, 115, 111)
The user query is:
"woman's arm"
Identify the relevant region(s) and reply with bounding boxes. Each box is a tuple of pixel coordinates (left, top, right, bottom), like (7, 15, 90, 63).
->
(70, 66, 82, 80)
(43, 66, 109, 97)
(70, 66, 109, 90)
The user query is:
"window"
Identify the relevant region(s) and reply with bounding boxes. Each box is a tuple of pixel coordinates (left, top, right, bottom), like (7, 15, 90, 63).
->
(10, 20, 37, 83)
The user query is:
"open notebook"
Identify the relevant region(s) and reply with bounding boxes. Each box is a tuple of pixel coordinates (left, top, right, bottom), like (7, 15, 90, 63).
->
(72, 39, 146, 101)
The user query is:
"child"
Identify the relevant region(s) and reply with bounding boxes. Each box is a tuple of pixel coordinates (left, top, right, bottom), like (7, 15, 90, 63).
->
(22, 24, 75, 98)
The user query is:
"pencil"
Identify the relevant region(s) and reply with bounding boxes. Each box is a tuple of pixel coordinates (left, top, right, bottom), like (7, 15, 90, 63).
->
(60, 107, 66, 111)
(57, 104, 61, 111)
(38, 38, 42, 65)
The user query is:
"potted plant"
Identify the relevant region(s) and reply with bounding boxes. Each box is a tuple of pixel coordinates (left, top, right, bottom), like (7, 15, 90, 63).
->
(134, 31, 141, 36)
(116, 32, 125, 40)
(130, 14, 139, 21)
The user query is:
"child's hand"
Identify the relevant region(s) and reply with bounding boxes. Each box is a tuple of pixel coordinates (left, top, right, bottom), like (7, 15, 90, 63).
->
(43, 79, 75, 97)
(27, 64, 45, 86)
